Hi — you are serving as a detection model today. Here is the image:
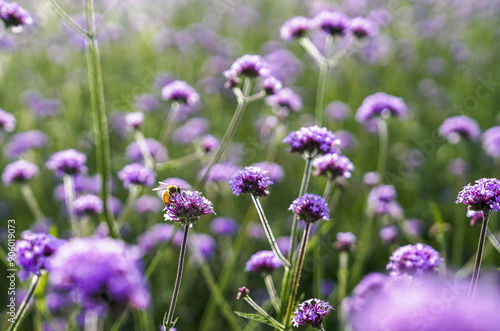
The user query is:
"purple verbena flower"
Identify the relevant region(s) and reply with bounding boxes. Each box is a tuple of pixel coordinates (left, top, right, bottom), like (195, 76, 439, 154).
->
(261, 76, 283, 95)
(265, 87, 302, 111)
(379, 226, 398, 245)
(289, 193, 330, 224)
(236, 286, 250, 300)
(229, 166, 273, 197)
(199, 163, 240, 184)
(4, 130, 49, 159)
(137, 224, 175, 253)
(439, 115, 481, 144)
(314, 10, 351, 36)
(125, 138, 168, 163)
(15, 231, 65, 281)
(0, 1, 33, 32)
(46, 149, 88, 177)
(48, 237, 150, 312)
(201, 134, 219, 153)
(245, 250, 282, 273)
(251, 161, 285, 183)
(2, 160, 38, 185)
(326, 101, 349, 121)
(363, 171, 380, 186)
(161, 80, 199, 106)
(224, 55, 269, 87)
(355, 92, 407, 123)
(367, 185, 403, 218)
(283, 125, 340, 157)
(73, 194, 103, 216)
(0, 108, 16, 132)
(134, 93, 159, 112)
(349, 17, 378, 39)
(292, 298, 333, 328)
(467, 209, 483, 226)
(334, 232, 357, 251)
(164, 190, 215, 226)
(125, 112, 144, 130)
(22, 90, 61, 118)
(312, 153, 354, 179)
(135, 195, 163, 214)
(482, 126, 500, 158)
(456, 178, 500, 212)
(280, 16, 314, 41)
(118, 163, 156, 188)
(403, 218, 424, 236)
(192, 233, 217, 259)
(210, 217, 238, 236)
(173, 118, 209, 144)
(344, 272, 388, 318)
(386, 243, 441, 277)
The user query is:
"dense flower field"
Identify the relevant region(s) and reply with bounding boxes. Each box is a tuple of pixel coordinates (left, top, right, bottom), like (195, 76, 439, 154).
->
(1, 0, 500, 330)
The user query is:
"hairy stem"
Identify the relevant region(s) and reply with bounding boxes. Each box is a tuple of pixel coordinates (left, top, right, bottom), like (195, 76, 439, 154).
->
(264, 273, 281, 314)
(20, 184, 45, 221)
(377, 118, 388, 183)
(8, 275, 40, 331)
(160, 102, 181, 146)
(468, 210, 491, 303)
(63, 175, 80, 236)
(134, 130, 155, 169)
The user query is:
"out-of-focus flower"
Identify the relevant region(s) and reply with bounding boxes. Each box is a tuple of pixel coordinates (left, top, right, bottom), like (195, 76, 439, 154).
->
(482, 126, 500, 158)
(276, 236, 291, 256)
(261, 76, 282, 95)
(2, 160, 38, 185)
(210, 217, 238, 236)
(134, 93, 159, 112)
(118, 163, 156, 188)
(53, 174, 102, 202)
(367, 185, 403, 218)
(289, 194, 330, 224)
(192, 233, 217, 259)
(363, 171, 380, 186)
(108, 196, 122, 217)
(349, 17, 378, 39)
(135, 195, 163, 214)
(379, 226, 398, 245)
(0, 1, 33, 32)
(355, 92, 407, 123)
(283, 125, 340, 157)
(264, 48, 303, 85)
(312, 153, 354, 179)
(0, 108, 16, 132)
(326, 101, 349, 121)
(292, 298, 333, 329)
(236, 286, 250, 300)
(334, 232, 357, 251)
(73, 194, 103, 216)
(250, 161, 285, 183)
(403, 218, 424, 237)
(229, 54, 269, 79)
(448, 158, 467, 177)
(314, 10, 351, 36)
(48, 237, 150, 312)
(201, 134, 219, 153)
(125, 112, 144, 130)
(173, 117, 209, 144)
(229, 166, 273, 197)
(439, 116, 481, 144)
(22, 90, 61, 118)
(4, 130, 49, 159)
(161, 80, 199, 106)
(15, 231, 65, 281)
(125, 138, 168, 163)
(46, 149, 88, 177)
(334, 130, 358, 151)
(245, 250, 282, 273)
(137, 224, 176, 253)
(280, 16, 314, 41)
(199, 163, 240, 184)
(456, 178, 500, 212)
(265, 87, 302, 112)
(386, 243, 441, 277)
(164, 190, 215, 226)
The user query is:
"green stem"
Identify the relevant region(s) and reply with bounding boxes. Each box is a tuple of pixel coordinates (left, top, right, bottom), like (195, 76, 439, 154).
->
(314, 35, 333, 126)
(84, 310, 98, 331)
(156, 150, 203, 170)
(298, 37, 325, 66)
(322, 178, 335, 202)
(468, 210, 491, 303)
(85, 0, 117, 238)
(251, 195, 290, 268)
(350, 214, 375, 286)
(195, 79, 252, 190)
(160, 102, 181, 146)
(452, 143, 468, 266)
(376, 118, 388, 183)
(284, 222, 311, 329)
(20, 184, 45, 221)
(63, 175, 80, 236)
(244, 296, 284, 330)
(116, 185, 141, 226)
(486, 229, 500, 253)
(8, 275, 40, 331)
(95, 0, 121, 34)
(134, 130, 155, 169)
(337, 251, 349, 330)
(145, 227, 177, 279)
(264, 273, 280, 314)
(164, 225, 189, 329)
(45, 0, 88, 36)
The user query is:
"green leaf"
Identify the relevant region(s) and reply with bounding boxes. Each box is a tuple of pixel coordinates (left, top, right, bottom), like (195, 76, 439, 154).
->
(234, 311, 284, 330)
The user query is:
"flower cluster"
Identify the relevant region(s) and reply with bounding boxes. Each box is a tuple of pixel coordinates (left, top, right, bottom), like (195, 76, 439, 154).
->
(439, 115, 481, 144)
(126, 138, 168, 163)
(245, 250, 282, 273)
(280, 16, 313, 41)
(223, 54, 270, 88)
(265, 87, 302, 112)
(355, 92, 407, 123)
(312, 153, 354, 179)
(4, 130, 49, 159)
(0, 1, 33, 32)
(0, 108, 16, 132)
(46, 149, 88, 177)
(367, 185, 403, 218)
(456, 178, 500, 212)
(289, 193, 330, 224)
(137, 224, 177, 253)
(334, 232, 357, 251)
(118, 163, 156, 188)
(386, 243, 441, 277)
(164, 190, 215, 225)
(15, 231, 65, 281)
(2, 160, 38, 185)
(48, 237, 150, 312)
(482, 126, 500, 158)
(161, 80, 199, 106)
(292, 298, 333, 328)
(229, 166, 273, 197)
(251, 161, 284, 183)
(73, 194, 103, 216)
(283, 125, 340, 157)
(125, 112, 144, 130)
(210, 217, 238, 236)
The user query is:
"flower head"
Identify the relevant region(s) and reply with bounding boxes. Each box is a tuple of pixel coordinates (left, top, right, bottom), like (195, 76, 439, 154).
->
(251, 161, 285, 183)
(73, 194, 103, 216)
(456, 178, 500, 212)
(314, 10, 351, 36)
(236, 286, 250, 300)
(467, 209, 483, 226)
(118, 163, 156, 188)
(228, 54, 269, 79)
(173, 117, 209, 144)
(137, 224, 176, 252)
(280, 16, 314, 41)
(199, 163, 240, 184)
(265, 87, 302, 112)
(245, 250, 282, 273)
(201, 134, 219, 153)
(135, 195, 163, 214)
(312, 153, 354, 179)
(261, 76, 282, 95)
(355, 92, 407, 123)
(367, 185, 403, 218)
(4, 130, 49, 159)
(439, 115, 481, 144)
(164, 190, 215, 226)
(48, 237, 150, 312)
(379, 226, 398, 245)
(15, 231, 65, 281)
(334, 232, 357, 251)
(386, 243, 441, 277)
(161, 80, 199, 106)
(0, 1, 33, 32)
(229, 166, 273, 197)
(134, 93, 159, 112)
(349, 17, 378, 39)
(2, 160, 38, 185)
(210, 217, 238, 236)
(0, 108, 16, 132)
(283, 125, 340, 157)
(482, 126, 500, 158)
(46, 149, 88, 177)
(292, 298, 333, 328)
(289, 194, 330, 224)
(126, 139, 168, 164)
(125, 112, 144, 130)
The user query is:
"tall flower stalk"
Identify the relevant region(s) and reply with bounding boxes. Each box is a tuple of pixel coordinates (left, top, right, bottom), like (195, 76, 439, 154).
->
(7, 275, 41, 331)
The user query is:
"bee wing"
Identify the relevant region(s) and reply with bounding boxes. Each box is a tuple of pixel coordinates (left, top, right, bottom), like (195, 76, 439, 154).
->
(152, 182, 169, 191)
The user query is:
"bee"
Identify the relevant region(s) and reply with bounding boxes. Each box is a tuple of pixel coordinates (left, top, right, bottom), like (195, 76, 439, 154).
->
(153, 182, 182, 205)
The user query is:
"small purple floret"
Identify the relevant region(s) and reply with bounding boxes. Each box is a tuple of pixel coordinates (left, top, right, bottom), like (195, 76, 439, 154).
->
(280, 16, 314, 41)
(355, 92, 407, 123)
(314, 10, 351, 36)
(0, 1, 33, 32)
(265, 87, 302, 111)
(386, 243, 441, 277)
(229, 166, 273, 197)
(292, 298, 333, 328)
(334, 232, 357, 251)
(0, 108, 16, 132)
(73, 194, 103, 215)
(289, 193, 330, 224)
(439, 115, 481, 144)
(349, 17, 378, 39)
(482, 126, 500, 158)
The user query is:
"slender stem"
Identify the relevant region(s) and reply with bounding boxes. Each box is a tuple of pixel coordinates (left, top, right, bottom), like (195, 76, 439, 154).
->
(145, 228, 177, 279)
(322, 178, 335, 201)
(85, 0, 117, 238)
(376, 118, 388, 183)
(452, 143, 468, 266)
(244, 296, 284, 330)
(45, 0, 88, 36)
(133, 130, 155, 169)
(350, 214, 375, 285)
(195, 79, 252, 190)
(327, 40, 355, 67)
(63, 175, 80, 236)
(116, 185, 141, 227)
(84, 310, 98, 331)
(315, 35, 333, 126)
(337, 251, 349, 330)
(467, 210, 491, 303)
(317, 324, 326, 331)
(95, 0, 121, 34)
(264, 273, 280, 314)
(8, 275, 40, 331)
(160, 102, 181, 146)
(251, 195, 290, 268)
(284, 222, 311, 328)
(20, 184, 45, 221)
(486, 229, 500, 254)
(299, 37, 326, 65)
(164, 225, 189, 329)
(156, 150, 203, 170)
(245, 91, 266, 103)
